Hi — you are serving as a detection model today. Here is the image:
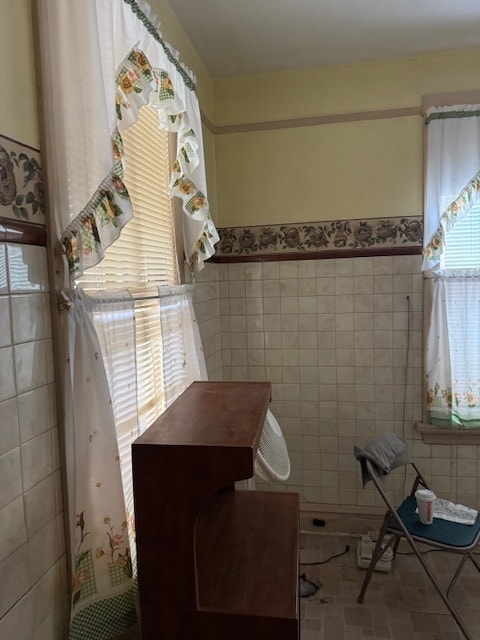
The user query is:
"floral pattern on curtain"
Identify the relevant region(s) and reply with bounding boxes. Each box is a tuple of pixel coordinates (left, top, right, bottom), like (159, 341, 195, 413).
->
(423, 104, 480, 428)
(63, 284, 208, 639)
(426, 271, 480, 427)
(63, 41, 219, 278)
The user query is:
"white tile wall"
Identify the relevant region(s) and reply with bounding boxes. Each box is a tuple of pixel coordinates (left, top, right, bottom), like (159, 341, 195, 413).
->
(0, 496, 27, 561)
(7, 244, 49, 292)
(195, 253, 480, 511)
(0, 545, 31, 621)
(193, 263, 223, 380)
(0, 245, 8, 293)
(0, 447, 23, 509)
(0, 243, 67, 639)
(0, 295, 12, 347)
(0, 585, 34, 640)
(0, 397, 20, 456)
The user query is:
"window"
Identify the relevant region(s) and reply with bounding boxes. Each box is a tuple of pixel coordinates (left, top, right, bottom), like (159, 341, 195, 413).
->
(81, 104, 180, 292)
(80, 104, 180, 426)
(423, 104, 480, 431)
(78, 105, 182, 517)
(427, 205, 480, 428)
(442, 204, 480, 270)
(36, 4, 219, 633)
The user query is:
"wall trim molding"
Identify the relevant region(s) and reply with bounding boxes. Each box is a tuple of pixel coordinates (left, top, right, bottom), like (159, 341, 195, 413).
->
(201, 105, 422, 135)
(211, 215, 423, 262)
(0, 132, 40, 153)
(301, 503, 384, 517)
(0, 216, 47, 246)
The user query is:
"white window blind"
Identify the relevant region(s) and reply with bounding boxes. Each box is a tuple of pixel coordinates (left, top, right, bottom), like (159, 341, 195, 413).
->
(80, 104, 179, 293)
(78, 105, 181, 513)
(442, 204, 480, 269)
(134, 299, 166, 431)
(91, 300, 138, 531)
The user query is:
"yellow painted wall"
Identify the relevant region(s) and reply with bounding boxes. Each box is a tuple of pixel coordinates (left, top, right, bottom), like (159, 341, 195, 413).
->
(216, 116, 422, 225)
(212, 49, 480, 227)
(0, 0, 39, 147)
(213, 49, 480, 124)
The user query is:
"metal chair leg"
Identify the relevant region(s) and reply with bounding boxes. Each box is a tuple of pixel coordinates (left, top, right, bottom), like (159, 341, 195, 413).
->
(358, 523, 474, 639)
(405, 539, 474, 640)
(446, 555, 469, 599)
(357, 516, 390, 604)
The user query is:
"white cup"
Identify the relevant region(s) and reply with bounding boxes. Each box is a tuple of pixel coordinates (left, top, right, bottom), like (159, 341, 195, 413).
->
(415, 489, 436, 525)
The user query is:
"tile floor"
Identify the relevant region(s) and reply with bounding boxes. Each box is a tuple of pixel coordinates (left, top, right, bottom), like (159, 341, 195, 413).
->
(299, 530, 480, 639)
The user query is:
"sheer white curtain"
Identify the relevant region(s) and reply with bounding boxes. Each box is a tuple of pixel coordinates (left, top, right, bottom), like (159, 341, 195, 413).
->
(62, 284, 207, 638)
(158, 285, 207, 406)
(35, 1, 218, 638)
(89, 291, 138, 564)
(63, 290, 138, 639)
(423, 105, 480, 427)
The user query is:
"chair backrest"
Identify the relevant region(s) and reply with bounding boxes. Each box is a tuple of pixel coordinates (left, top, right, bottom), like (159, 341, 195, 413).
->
(354, 433, 412, 476)
(363, 457, 428, 511)
(354, 433, 429, 508)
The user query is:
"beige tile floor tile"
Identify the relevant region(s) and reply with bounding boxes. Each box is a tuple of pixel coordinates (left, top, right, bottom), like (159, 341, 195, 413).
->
(300, 532, 480, 639)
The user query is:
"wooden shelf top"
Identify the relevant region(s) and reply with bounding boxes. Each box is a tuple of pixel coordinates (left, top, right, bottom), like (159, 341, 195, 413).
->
(135, 381, 271, 449)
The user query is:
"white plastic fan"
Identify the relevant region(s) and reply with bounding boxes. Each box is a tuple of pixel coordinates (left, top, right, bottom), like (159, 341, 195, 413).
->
(254, 409, 290, 482)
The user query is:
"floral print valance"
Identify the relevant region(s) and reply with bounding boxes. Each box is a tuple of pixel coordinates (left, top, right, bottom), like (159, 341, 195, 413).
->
(52, 0, 218, 280)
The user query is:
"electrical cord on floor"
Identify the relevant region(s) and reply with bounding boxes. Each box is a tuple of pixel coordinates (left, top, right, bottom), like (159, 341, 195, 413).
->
(300, 544, 350, 565)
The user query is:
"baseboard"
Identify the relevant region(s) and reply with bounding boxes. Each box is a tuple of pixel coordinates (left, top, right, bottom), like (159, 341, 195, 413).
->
(300, 502, 385, 517)
(299, 503, 384, 537)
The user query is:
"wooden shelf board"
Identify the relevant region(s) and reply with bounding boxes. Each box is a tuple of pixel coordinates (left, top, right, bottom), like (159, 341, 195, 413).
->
(196, 489, 299, 621)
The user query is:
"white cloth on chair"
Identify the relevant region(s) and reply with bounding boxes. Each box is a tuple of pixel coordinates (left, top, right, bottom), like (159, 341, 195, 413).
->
(433, 498, 478, 525)
(354, 433, 412, 486)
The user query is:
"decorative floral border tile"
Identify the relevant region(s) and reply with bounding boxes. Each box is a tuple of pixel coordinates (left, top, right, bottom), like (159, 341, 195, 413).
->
(0, 134, 45, 225)
(214, 216, 423, 260)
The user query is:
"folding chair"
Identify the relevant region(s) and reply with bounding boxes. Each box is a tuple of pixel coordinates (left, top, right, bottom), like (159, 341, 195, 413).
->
(354, 433, 480, 640)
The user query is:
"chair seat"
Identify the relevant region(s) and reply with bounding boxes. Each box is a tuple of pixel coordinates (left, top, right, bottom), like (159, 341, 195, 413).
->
(389, 496, 480, 549)
(356, 437, 480, 639)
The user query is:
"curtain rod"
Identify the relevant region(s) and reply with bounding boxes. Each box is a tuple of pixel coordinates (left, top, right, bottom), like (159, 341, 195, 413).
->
(59, 284, 194, 311)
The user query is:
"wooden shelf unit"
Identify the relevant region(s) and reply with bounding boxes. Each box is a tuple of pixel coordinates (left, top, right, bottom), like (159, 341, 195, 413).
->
(132, 381, 300, 639)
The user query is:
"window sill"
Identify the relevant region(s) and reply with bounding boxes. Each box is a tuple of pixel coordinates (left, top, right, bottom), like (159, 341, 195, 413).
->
(415, 422, 480, 445)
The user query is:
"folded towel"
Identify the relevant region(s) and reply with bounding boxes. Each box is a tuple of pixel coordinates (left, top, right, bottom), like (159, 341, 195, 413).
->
(432, 498, 478, 526)
(354, 433, 412, 486)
